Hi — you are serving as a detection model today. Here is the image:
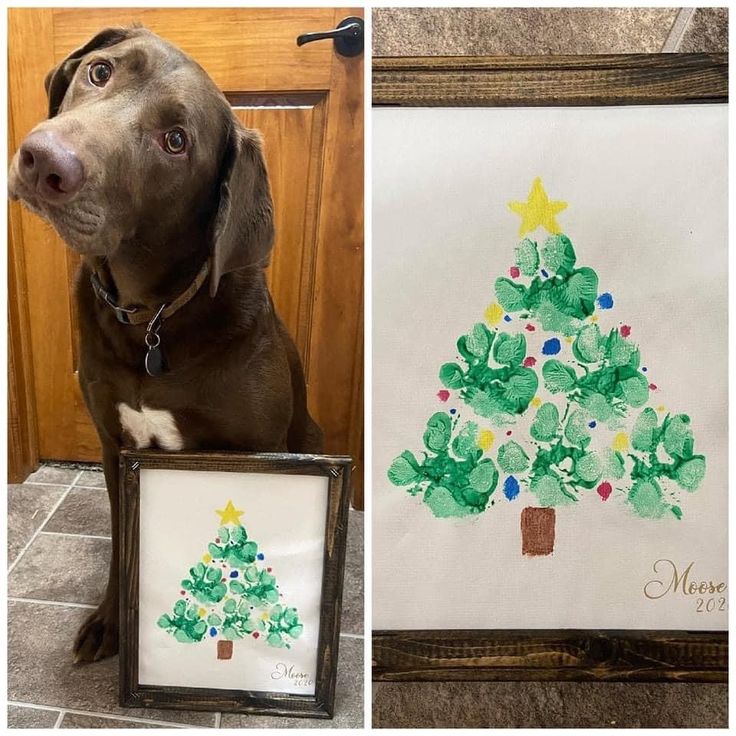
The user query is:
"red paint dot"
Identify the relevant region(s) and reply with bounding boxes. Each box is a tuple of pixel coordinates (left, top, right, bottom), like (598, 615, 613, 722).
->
(597, 482, 612, 501)
(180, 590, 185, 595)
(252, 632, 260, 639)
(525, 323, 536, 332)
(523, 356, 536, 368)
(267, 567, 272, 572)
(437, 389, 450, 402)
(215, 538, 220, 543)
(509, 266, 520, 278)
(506, 430, 512, 436)
(649, 383, 657, 390)
(620, 325, 631, 337)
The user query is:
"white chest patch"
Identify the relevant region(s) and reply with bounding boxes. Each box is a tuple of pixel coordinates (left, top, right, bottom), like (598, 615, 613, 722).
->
(117, 403, 184, 451)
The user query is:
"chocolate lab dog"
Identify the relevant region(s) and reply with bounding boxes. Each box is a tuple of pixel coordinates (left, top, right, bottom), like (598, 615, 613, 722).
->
(8, 26, 322, 663)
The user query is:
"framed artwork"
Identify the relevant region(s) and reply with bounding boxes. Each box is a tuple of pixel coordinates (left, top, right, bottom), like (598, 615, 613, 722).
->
(372, 54, 727, 682)
(119, 451, 352, 717)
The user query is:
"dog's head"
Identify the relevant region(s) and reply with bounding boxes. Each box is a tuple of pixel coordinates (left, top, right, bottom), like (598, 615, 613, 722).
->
(8, 26, 273, 295)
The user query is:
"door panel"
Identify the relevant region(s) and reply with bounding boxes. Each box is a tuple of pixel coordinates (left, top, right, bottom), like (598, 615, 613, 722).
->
(236, 95, 328, 361)
(8, 8, 364, 505)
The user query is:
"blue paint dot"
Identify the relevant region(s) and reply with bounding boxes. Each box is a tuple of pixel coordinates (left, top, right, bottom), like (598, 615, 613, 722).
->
(542, 338, 561, 355)
(256, 552, 265, 560)
(449, 408, 457, 415)
(642, 367, 648, 372)
(597, 292, 614, 309)
(541, 269, 549, 278)
(229, 570, 239, 578)
(209, 627, 218, 637)
(503, 476, 520, 501)
(503, 315, 512, 322)
(588, 421, 597, 429)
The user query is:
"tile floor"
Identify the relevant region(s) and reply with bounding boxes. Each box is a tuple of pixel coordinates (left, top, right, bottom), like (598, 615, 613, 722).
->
(8, 463, 364, 728)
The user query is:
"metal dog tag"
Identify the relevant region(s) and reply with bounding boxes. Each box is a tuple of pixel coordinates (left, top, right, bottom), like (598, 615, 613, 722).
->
(144, 304, 168, 377)
(145, 345, 166, 377)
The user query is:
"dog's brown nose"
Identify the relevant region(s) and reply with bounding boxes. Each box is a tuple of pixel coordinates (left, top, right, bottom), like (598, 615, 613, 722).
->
(18, 130, 85, 203)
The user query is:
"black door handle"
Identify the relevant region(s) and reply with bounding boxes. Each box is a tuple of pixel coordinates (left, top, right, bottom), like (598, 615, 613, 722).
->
(296, 16, 364, 57)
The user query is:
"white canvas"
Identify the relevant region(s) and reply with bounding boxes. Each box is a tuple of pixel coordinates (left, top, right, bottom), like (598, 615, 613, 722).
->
(138, 468, 328, 694)
(373, 105, 728, 630)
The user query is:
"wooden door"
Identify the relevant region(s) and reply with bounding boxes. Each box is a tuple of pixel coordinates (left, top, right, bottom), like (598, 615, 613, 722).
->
(8, 8, 364, 505)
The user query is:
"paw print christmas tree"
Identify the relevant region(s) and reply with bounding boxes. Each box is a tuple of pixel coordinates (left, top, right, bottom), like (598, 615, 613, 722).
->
(157, 500, 303, 660)
(388, 178, 706, 556)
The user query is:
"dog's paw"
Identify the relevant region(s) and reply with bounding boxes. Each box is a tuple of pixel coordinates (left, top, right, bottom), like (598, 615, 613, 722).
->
(73, 602, 119, 663)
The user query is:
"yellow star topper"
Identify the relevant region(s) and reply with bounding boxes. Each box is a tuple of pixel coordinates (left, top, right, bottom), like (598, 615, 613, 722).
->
(508, 178, 567, 237)
(216, 500, 244, 526)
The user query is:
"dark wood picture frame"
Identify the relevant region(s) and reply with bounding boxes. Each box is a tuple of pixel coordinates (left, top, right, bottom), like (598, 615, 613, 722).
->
(372, 53, 728, 683)
(119, 450, 352, 718)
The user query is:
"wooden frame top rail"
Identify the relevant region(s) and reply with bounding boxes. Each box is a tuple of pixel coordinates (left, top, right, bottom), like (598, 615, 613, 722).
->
(373, 53, 728, 106)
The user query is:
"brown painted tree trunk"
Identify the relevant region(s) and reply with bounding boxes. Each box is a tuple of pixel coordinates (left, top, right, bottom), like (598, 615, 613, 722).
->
(217, 640, 233, 660)
(521, 507, 556, 556)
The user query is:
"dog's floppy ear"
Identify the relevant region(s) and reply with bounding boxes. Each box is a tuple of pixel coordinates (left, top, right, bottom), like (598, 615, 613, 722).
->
(209, 124, 275, 297)
(44, 27, 134, 118)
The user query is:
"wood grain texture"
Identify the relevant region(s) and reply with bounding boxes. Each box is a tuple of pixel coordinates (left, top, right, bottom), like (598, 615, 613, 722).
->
(373, 630, 728, 683)
(373, 53, 728, 106)
(51, 8, 336, 90)
(8, 102, 40, 483)
(7, 8, 95, 467)
(9, 8, 364, 507)
(119, 450, 352, 717)
(234, 96, 328, 365)
(8, 238, 39, 483)
(307, 7, 365, 508)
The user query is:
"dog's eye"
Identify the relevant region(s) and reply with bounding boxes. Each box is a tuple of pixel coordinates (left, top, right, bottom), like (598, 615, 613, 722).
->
(88, 62, 112, 87)
(163, 128, 187, 155)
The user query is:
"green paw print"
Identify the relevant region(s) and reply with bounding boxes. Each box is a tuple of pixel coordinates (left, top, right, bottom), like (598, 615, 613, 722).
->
(440, 324, 538, 422)
(208, 525, 258, 569)
(157, 599, 207, 643)
(388, 411, 499, 518)
(265, 605, 304, 649)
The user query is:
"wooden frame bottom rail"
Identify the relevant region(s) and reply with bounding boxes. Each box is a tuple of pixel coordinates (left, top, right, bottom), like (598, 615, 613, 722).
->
(373, 630, 728, 683)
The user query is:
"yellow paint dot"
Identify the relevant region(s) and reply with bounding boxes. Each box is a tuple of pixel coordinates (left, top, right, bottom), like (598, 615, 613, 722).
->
(590, 315, 599, 323)
(564, 336, 573, 343)
(202, 553, 212, 564)
(261, 612, 269, 621)
(612, 432, 629, 452)
(531, 397, 542, 408)
(198, 607, 206, 618)
(477, 430, 495, 451)
(657, 405, 666, 413)
(484, 302, 504, 327)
